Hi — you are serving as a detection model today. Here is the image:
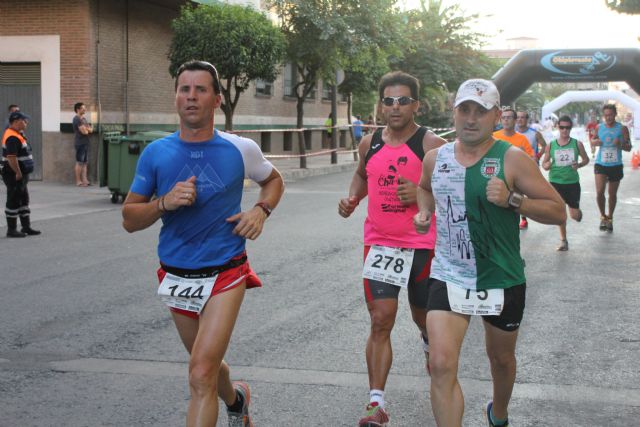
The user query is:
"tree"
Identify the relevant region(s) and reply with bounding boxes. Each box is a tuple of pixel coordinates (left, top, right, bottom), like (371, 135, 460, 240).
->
(392, 0, 498, 127)
(514, 83, 547, 113)
(268, 0, 339, 167)
(337, 1, 405, 147)
(268, 0, 401, 167)
(606, 0, 640, 14)
(168, 3, 285, 130)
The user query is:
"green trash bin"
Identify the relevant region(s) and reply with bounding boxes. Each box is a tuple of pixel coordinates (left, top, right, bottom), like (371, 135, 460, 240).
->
(101, 131, 121, 189)
(106, 131, 171, 203)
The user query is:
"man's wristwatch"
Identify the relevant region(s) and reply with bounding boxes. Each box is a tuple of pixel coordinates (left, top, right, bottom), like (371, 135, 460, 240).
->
(507, 191, 524, 210)
(254, 201, 272, 217)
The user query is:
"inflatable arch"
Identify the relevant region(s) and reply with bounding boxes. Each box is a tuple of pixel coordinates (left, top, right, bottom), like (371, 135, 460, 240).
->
(493, 48, 640, 104)
(492, 48, 640, 138)
(541, 90, 640, 139)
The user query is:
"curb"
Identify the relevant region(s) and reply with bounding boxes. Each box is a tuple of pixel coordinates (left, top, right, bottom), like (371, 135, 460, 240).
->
(280, 162, 357, 181)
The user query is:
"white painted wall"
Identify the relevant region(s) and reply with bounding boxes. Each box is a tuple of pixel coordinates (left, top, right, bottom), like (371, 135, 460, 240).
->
(0, 35, 60, 132)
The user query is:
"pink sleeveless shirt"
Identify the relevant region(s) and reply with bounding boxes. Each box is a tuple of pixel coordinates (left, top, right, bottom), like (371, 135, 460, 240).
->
(364, 128, 437, 249)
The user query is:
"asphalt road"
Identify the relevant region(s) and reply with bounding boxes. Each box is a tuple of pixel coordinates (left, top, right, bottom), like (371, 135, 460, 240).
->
(1, 152, 639, 426)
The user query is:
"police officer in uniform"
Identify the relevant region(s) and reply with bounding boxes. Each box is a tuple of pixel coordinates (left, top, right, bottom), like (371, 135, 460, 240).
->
(2, 111, 40, 238)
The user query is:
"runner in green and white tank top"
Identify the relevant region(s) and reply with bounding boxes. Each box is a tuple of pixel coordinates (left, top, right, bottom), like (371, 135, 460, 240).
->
(413, 78, 567, 427)
(430, 140, 525, 290)
(541, 116, 590, 251)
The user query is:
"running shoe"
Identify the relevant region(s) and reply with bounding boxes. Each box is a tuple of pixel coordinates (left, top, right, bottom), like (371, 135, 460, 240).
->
(606, 217, 613, 232)
(227, 381, 253, 427)
(519, 218, 528, 229)
(599, 216, 608, 231)
(484, 401, 509, 427)
(358, 402, 389, 427)
(556, 239, 568, 251)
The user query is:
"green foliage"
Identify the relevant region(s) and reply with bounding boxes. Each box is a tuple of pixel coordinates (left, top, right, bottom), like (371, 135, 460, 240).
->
(338, 1, 404, 111)
(168, 3, 285, 129)
(269, 0, 338, 105)
(514, 83, 547, 112)
(269, 0, 402, 127)
(352, 90, 377, 119)
(515, 83, 603, 123)
(606, 0, 640, 14)
(391, 0, 498, 127)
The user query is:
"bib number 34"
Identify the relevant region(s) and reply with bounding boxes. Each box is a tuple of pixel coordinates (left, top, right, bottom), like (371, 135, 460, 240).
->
(362, 245, 414, 288)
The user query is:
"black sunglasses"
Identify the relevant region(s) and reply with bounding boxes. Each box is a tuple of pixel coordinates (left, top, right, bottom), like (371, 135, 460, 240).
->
(559, 125, 572, 130)
(381, 96, 416, 106)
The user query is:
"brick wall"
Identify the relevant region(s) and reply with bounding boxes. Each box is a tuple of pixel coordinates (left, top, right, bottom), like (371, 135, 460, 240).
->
(0, 0, 94, 111)
(1, 0, 344, 183)
(96, 0, 179, 124)
(96, 0, 126, 115)
(234, 77, 348, 127)
(126, 1, 178, 115)
(0, 0, 341, 128)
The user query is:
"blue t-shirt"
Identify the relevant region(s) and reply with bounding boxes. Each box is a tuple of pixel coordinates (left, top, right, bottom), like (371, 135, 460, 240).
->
(130, 130, 273, 269)
(595, 122, 624, 167)
(353, 119, 363, 138)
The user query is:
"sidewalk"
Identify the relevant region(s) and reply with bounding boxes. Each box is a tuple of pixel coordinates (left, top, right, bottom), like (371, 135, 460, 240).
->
(0, 150, 358, 225)
(266, 150, 358, 181)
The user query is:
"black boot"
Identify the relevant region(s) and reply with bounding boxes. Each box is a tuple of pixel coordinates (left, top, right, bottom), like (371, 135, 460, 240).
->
(6, 217, 26, 238)
(20, 215, 41, 236)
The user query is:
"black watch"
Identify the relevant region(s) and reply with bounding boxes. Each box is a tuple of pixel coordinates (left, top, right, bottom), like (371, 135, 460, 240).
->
(507, 191, 524, 210)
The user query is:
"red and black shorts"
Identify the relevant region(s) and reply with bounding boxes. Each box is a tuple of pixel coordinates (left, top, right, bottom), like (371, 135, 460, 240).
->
(363, 246, 434, 309)
(156, 252, 261, 319)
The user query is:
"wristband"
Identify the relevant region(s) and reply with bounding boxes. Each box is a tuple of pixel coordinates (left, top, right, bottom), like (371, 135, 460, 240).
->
(254, 201, 272, 217)
(158, 196, 167, 213)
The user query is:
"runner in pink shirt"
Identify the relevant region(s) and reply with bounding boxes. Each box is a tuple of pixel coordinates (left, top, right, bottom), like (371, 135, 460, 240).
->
(339, 71, 447, 427)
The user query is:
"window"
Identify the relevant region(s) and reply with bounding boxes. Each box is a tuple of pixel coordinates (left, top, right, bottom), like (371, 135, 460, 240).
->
(322, 80, 347, 101)
(322, 81, 332, 100)
(255, 79, 273, 96)
(283, 63, 297, 97)
(307, 83, 316, 100)
(283, 131, 293, 151)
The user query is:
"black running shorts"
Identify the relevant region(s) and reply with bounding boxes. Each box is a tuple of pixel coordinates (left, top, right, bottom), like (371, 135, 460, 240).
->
(363, 247, 433, 309)
(551, 182, 581, 209)
(594, 163, 623, 182)
(426, 278, 526, 332)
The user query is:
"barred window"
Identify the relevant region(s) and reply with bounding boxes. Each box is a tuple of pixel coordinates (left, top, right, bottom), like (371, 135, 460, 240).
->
(255, 79, 273, 96)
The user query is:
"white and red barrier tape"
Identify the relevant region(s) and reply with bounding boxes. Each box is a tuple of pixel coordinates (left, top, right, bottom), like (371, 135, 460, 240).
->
(265, 148, 357, 159)
(229, 125, 454, 134)
(231, 126, 456, 160)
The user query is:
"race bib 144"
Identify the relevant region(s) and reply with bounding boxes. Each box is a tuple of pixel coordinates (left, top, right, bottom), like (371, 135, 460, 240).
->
(157, 273, 216, 313)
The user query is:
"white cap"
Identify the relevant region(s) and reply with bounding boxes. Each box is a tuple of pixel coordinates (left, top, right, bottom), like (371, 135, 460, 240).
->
(454, 79, 500, 110)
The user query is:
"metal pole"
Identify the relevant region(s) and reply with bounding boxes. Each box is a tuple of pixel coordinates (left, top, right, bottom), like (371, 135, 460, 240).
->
(331, 81, 337, 164)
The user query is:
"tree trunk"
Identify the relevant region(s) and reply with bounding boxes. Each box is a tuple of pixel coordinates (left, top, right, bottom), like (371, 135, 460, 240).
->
(347, 93, 357, 161)
(220, 102, 234, 131)
(224, 110, 233, 131)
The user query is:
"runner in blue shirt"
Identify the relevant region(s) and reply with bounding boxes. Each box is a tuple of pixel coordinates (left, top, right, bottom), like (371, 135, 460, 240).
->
(122, 60, 284, 427)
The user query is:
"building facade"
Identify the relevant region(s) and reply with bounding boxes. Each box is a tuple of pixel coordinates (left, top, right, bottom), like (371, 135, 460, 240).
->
(0, 0, 347, 183)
